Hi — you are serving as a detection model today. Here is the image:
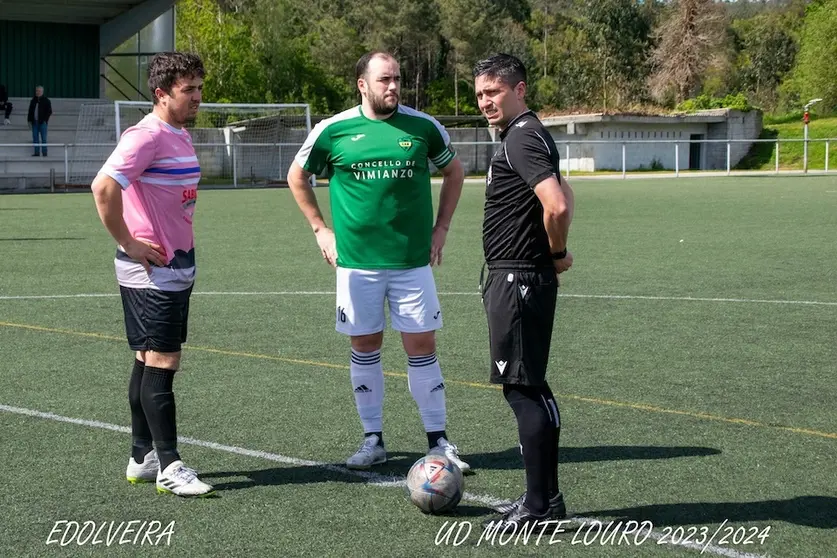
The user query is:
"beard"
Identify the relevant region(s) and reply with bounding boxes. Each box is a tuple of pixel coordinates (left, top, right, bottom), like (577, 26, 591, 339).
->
(369, 91, 398, 116)
(168, 103, 199, 126)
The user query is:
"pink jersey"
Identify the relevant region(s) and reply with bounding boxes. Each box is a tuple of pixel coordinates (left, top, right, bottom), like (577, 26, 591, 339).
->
(99, 113, 200, 290)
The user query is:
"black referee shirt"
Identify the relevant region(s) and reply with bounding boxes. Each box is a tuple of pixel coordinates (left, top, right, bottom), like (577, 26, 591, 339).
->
(483, 110, 561, 264)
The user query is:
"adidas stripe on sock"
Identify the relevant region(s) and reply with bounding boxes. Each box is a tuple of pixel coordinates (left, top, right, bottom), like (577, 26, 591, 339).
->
(407, 353, 447, 433)
(350, 349, 384, 434)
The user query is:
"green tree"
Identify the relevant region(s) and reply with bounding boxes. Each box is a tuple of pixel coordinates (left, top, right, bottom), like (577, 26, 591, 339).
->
(732, 10, 799, 111)
(350, 0, 442, 110)
(248, 0, 349, 112)
(788, 0, 837, 113)
(584, 0, 653, 109)
(174, 0, 816, 116)
(527, 0, 559, 80)
(438, 0, 530, 114)
(530, 22, 600, 111)
(438, 0, 494, 115)
(176, 0, 267, 103)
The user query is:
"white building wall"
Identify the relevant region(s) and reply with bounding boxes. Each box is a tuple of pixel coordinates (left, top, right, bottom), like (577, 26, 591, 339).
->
(705, 110, 763, 169)
(549, 122, 711, 171)
(447, 109, 761, 174)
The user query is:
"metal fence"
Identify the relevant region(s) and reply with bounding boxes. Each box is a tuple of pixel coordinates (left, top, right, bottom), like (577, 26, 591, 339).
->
(1, 137, 835, 191)
(451, 137, 837, 178)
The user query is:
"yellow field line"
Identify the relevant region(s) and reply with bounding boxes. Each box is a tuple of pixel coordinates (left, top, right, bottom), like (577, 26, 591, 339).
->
(2, 319, 836, 441)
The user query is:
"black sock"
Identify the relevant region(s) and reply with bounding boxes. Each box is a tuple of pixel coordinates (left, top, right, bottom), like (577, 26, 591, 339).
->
(427, 430, 447, 449)
(364, 431, 384, 447)
(504, 385, 554, 515)
(129, 359, 153, 462)
(541, 382, 561, 498)
(141, 366, 180, 470)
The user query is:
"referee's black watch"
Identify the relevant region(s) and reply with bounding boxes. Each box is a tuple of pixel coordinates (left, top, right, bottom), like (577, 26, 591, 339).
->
(552, 249, 568, 260)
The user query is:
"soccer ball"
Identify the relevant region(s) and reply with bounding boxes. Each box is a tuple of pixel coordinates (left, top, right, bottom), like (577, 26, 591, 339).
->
(406, 454, 464, 514)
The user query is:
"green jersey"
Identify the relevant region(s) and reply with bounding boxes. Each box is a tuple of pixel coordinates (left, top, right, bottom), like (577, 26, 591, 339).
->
(295, 105, 456, 269)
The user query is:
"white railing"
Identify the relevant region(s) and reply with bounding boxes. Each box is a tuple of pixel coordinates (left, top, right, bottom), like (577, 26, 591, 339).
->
(0, 138, 835, 190)
(446, 138, 836, 179)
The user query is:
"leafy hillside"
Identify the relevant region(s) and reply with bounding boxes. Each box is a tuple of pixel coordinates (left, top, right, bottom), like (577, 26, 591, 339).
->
(736, 115, 837, 171)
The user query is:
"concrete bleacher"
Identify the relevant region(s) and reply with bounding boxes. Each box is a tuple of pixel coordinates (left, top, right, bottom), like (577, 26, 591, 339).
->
(0, 97, 92, 191)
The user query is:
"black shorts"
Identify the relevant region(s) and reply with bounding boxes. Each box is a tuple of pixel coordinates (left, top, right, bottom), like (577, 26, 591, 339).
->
(482, 261, 557, 386)
(119, 285, 193, 353)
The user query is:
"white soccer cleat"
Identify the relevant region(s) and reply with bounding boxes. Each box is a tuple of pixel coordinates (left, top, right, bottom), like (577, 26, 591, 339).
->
(429, 437, 471, 474)
(346, 434, 387, 470)
(126, 449, 159, 484)
(3, 119, 9, 126)
(156, 460, 215, 497)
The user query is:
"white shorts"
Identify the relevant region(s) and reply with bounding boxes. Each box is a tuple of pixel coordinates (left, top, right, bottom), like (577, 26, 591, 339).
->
(335, 265, 443, 336)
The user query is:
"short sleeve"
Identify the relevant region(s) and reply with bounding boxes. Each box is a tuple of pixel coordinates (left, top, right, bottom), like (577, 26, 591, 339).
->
(99, 128, 156, 189)
(294, 121, 332, 175)
(425, 117, 456, 170)
(505, 128, 558, 189)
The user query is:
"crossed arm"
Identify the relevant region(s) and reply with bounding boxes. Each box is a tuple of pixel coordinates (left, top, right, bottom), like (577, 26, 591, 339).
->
(533, 172, 575, 273)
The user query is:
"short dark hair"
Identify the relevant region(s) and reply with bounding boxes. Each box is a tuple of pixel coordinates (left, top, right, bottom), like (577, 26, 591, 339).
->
(472, 54, 527, 87)
(356, 51, 396, 80)
(147, 52, 205, 104)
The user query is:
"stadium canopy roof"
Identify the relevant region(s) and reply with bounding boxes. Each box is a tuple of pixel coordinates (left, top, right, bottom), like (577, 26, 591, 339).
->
(1, 0, 150, 25)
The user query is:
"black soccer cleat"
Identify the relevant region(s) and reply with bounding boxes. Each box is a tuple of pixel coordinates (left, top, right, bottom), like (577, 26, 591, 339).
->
(493, 491, 567, 519)
(483, 503, 554, 532)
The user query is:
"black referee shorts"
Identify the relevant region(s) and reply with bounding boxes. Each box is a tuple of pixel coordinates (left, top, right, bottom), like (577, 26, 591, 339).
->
(481, 261, 558, 386)
(119, 285, 193, 353)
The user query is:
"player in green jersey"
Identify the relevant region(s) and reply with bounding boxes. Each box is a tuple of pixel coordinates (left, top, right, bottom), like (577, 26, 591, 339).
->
(288, 51, 470, 473)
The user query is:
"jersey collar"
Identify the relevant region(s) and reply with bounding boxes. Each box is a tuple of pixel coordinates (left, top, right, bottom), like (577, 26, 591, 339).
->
(149, 112, 185, 135)
(500, 110, 536, 140)
(357, 104, 400, 122)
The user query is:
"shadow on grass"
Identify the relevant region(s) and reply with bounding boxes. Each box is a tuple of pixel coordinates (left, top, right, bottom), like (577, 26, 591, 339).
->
(203, 444, 720, 490)
(466, 445, 722, 472)
(585, 496, 837, 529)
(201, 465, 494, 516)
(735, 128, 779, 170)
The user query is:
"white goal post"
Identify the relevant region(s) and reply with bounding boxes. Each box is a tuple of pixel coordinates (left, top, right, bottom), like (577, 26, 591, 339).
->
(117, 101, 312, 187)
(69, 101, 312, 187)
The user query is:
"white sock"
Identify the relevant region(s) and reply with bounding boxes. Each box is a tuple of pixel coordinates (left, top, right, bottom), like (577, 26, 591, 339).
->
(350, 349, 384, 434)
(407, 353, 447, 433)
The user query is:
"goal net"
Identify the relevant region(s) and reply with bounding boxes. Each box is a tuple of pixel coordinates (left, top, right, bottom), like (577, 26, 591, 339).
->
(68, 102, 312, 187)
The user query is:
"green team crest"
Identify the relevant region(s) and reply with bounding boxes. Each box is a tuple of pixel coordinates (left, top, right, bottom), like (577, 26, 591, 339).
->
(398, 136, 413, 151)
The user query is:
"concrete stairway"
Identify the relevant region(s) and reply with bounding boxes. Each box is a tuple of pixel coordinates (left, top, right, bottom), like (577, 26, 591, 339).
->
(0, 97, 107, 191)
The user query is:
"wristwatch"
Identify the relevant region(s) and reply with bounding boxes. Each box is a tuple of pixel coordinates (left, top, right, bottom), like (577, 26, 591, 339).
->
(552, 249, 567, 260)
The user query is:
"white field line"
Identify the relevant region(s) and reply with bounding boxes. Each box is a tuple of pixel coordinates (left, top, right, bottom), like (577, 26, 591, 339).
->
(0, 403, 768, 558)
(1, 290, 836, 308)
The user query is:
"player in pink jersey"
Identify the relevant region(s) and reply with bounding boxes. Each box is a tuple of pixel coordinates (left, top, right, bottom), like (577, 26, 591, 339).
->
(91, 52, 213, 497)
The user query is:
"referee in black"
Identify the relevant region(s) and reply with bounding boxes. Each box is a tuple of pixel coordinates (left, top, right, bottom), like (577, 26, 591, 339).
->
(474, 53, 575, 529)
